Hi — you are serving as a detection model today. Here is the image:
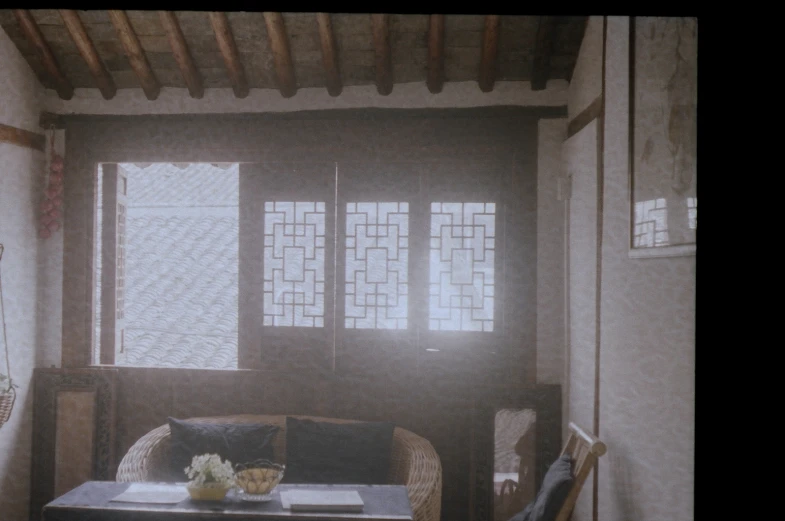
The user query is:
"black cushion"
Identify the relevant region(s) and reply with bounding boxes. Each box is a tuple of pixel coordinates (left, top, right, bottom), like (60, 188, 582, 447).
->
(167, 417, 280, 481)
(507, 453, 574, 521)
(283, 417, 395, 484)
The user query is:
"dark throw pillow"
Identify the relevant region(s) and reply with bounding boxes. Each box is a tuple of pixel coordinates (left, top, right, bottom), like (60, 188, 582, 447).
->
(167, 417, 280, 482)
(283, 417, 395, 485)
(507, 453, 574, 521)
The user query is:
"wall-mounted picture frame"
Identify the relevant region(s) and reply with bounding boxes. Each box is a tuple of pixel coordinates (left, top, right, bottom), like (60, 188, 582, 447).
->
(629, 17, 697, 259)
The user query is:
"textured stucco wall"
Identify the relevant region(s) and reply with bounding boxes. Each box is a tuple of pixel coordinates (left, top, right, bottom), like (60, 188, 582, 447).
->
(597, 17, 695, 521)
(563, 16, 696, 521)
(0, 24, 62, 521)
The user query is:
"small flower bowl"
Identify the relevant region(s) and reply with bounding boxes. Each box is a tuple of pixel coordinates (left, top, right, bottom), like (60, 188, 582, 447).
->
(186, 483, 232, 501)
(234, 460, 285, 502)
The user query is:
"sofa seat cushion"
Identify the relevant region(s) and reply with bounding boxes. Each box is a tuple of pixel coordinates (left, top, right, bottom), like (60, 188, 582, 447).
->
(283, 417, 395, 484)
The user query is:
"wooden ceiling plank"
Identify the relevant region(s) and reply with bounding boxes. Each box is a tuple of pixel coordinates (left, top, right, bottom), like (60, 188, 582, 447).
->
(59, 10, 116, 100)
(158, 11, 203, 99)
(263, 12, 297, 98)
(427, 14, 445, 94)
(531, 16, 558, 91)
(13, 9, 74, 100)
(370, 14, 392, 96)
(478, 14, 500, 93)
(108, 10, 161, 100)
(208, 12, 249, 99)
(316, 13, 342, 97)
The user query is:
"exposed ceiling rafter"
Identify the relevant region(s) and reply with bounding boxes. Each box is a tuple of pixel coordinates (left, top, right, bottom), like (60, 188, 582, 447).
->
(108, 10, 161, 100)
(427, 14, 445, 94)
(60, 10, 116, 100)
(159, 11, 203, 99)
(13, 9, 73, 100)
(370, 14, 393, 96)
(532, 16, 557, 91)
(263, 12, 297, 99)
(208, 12, 249, 99)
(478, 14, 500, 93)
(316, 13, 342, 97)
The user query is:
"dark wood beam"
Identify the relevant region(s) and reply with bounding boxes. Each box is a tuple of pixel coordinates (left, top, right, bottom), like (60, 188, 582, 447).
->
(0, 122, 45, 152)
(107, 10, 160, 100)
(567, 95, 603, 139)
(263, 12, 297, 98)
(478, 15, 500, 93)
(13, 9, 73, 100)
(566, 17, 590, 83)
(427, 14, 445, 94)
(532, 16, 558, 91)
(316, 13, 342, 97)
(59, 10, 116, 100)
(208, 12, 249, 99)
(39, 112, 65, 130)
(370, 14, 393, 96)
(158, 11, 203, 99)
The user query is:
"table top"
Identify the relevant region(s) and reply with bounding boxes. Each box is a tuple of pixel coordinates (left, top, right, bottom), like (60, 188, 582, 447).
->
(43, 482, 414, 521)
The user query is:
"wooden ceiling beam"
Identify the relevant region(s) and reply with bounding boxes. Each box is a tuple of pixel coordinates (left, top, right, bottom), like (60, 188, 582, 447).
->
(108, 10, 160, 100)
(0, 122, 45, 152)
(427, 14, 445, 94)
(370, 14, 393, 96)
(13, 9, 73, 100)
(263, 12, 297, 98)
(478, 15, 500, 92)
(316, 13, 342, 97)
(531, 16, 557, 91)
(159, 11, 203, 99)
(59, 10, 116, 100)
(208, 12, 249, 99)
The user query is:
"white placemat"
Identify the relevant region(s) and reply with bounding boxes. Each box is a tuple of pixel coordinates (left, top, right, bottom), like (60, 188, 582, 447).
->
(110, 483, 190, 504)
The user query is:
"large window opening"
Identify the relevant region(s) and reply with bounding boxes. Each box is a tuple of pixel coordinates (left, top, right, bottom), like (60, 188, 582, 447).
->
(94, 163, 239, 369)
(94, 160, 517, 372)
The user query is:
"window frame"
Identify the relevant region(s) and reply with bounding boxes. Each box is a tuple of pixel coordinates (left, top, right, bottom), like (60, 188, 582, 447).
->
(62, 108, 554, 384)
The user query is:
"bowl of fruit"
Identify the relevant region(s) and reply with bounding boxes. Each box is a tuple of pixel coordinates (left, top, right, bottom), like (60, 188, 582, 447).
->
(234, 459, 285, 502)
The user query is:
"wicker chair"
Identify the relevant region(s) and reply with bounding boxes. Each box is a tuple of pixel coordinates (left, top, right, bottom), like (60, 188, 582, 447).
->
(116, 414, 442, 521)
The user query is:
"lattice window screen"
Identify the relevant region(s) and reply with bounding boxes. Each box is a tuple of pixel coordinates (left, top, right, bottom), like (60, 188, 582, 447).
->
(429, 202, 496, 332)
(263, 201, 326, 327)
(344, 202, 409, 329)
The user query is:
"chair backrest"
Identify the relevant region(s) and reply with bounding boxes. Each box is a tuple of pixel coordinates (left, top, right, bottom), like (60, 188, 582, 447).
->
(554, 422, 606, 521)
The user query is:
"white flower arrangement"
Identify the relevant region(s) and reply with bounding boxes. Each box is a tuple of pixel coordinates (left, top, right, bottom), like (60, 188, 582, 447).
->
(184, 453, 235, 488)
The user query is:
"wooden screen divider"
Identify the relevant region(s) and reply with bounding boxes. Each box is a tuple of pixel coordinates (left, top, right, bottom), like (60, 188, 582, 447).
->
(29, 368, 118, 521)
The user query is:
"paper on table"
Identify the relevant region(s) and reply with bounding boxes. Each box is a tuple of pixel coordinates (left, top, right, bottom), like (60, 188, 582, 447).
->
(280, 489, 364, 512)
(110, 483, 190, 504)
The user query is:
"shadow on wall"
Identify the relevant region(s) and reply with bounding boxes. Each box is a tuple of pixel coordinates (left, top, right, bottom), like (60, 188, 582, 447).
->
(607, 447, 645, 521)
(0, 381, 35, 520)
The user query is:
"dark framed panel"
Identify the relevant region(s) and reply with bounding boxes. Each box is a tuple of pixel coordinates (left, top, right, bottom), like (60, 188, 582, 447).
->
(30, 368, 118, 521)
(469, 384, 561, 521)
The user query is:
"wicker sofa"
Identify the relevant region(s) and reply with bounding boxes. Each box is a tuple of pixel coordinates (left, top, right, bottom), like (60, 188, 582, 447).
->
(116, 414, 442, 521)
